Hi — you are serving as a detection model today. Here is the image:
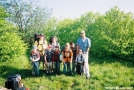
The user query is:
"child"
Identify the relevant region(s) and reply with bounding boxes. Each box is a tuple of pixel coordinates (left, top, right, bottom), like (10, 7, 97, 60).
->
(70, 42, 77, 74)
(44, 45, 53, 74)
(30, 46, 40, 76)
(53, 46, 60, 74)
(62, 43, 73, 75)
(75, 49, 85, 75)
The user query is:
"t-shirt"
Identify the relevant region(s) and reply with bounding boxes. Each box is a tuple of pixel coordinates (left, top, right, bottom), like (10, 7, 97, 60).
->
(50, 42, 60, 51)
(45, 50, 53, 62)
(76, 37, 91, 52)
(53, 51, 60, 62)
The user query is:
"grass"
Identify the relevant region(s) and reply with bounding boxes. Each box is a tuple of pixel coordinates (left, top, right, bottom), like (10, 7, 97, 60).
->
(0, 54, 134, 90)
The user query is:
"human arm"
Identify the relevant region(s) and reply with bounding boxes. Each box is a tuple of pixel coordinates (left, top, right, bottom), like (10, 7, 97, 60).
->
(44, 56, 48, 65)
(62, 51, 65, 63)
(33, 53, 40, 62)
(30, 57, 34, 62)
(75, 55, 78, 65)
(86, 38, 91, 55)
(76, 38, 80, 55)
(70, 50, 73, 63)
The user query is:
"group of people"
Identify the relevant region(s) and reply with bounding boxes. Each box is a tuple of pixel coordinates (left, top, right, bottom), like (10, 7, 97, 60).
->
(30, 30, 91, 79)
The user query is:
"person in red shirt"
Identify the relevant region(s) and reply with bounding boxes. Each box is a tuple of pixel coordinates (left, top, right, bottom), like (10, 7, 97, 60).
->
(53, 46, 60, 74)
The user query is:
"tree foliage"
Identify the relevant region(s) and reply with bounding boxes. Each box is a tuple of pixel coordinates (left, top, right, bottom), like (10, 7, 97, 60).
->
(53, 7, 134, 61)
(0, 6, 27, 61)
(0, 0, 52, 46)
(85, 7, 134, 60)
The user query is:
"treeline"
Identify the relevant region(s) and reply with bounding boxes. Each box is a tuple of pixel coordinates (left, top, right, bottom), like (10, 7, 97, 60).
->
(0, 0, 134, 61)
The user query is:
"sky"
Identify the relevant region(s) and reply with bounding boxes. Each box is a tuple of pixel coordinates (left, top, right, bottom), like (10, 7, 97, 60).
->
(37, 0, 134, 19)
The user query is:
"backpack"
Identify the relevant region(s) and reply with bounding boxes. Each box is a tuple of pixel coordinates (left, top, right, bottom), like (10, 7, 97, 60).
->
(5, 74, 25, 90)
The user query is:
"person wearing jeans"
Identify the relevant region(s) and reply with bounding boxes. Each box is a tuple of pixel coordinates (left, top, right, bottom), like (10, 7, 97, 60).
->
(30, 46, 40, 76)
(62, 43, 73, 75)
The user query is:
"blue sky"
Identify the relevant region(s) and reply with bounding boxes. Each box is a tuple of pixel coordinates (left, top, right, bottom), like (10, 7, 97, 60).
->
(37, 0, 134, 19)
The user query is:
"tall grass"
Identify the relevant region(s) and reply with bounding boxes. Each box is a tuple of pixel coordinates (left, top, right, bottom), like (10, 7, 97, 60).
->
(0, 55, 134, 90)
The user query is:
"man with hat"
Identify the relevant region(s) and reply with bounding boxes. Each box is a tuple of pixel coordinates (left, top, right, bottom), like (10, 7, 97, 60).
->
(76, 30, 91, 79)
(34, 34, 48, 70)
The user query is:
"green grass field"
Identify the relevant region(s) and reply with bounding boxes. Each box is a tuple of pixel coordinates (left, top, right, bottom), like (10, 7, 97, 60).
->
(0, 54, 134, 90)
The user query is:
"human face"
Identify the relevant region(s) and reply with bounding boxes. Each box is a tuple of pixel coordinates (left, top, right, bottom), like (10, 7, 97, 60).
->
(66, 45, 70, 49)
(48, 47, 52, 51)
(80, 32, 85, 38)
(33, 48, 37, 53)
(40, 36, 44, 40)
(79, 50, 82, 54)
(55, 48, 59, 52)
(70, 44, 74, 48)
(52, 37, 56, 42)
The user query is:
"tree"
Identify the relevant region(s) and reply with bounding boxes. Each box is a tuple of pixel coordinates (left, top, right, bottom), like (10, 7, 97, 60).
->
(0, 0, 52, 46)
(86, 6, 134, 60)
(0, 6, 27, 61)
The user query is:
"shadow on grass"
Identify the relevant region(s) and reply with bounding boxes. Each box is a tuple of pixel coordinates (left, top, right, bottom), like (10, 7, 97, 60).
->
(0, 65, 68, 80)
(0, 65, 32, 79)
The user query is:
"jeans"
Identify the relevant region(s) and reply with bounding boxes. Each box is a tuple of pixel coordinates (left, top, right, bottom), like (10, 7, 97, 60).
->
(32, 61, 39, 75)
(72, 60, 76, 73)
(63, 62, 71, 75)
(54, 61, 60, 73)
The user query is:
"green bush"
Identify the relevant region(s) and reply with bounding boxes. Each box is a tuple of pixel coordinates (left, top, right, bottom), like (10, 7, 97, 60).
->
(0, 6, 27, 61)
(86, 7, 134, 61)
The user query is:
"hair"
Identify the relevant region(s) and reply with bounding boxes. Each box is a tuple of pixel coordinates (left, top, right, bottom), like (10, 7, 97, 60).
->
(70, 42, 74, 45)
(49, 36, 58, 44)
(55, 46, 59, 48)
(65, 43, 70, 47)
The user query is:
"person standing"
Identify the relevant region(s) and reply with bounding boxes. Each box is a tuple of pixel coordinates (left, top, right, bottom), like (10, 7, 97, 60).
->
(70, 42, 77, 74)
(44, 45, 53, 75)
(62, 43, 73, 75)
(30, 46, 40, 76)
(53, 46, 60, 74)
(34, 34, 48, 70)
(75, 49, 85, 76)
(76, 30, 91, 79)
